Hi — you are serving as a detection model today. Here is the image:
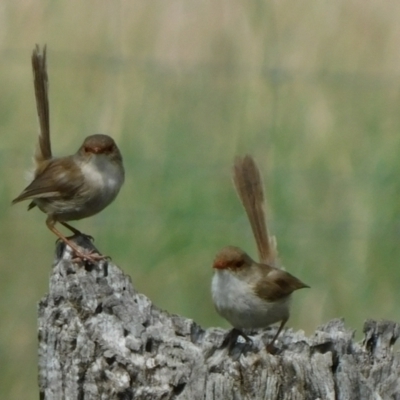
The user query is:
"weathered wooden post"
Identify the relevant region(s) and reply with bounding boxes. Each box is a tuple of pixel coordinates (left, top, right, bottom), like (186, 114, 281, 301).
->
(38, 236, 400, 400)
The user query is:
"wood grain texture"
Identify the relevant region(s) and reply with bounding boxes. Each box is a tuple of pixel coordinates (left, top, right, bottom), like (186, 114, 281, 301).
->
(38, 237, 400, 400)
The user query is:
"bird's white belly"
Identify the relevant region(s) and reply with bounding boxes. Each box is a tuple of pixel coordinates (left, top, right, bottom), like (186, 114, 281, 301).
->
(211, 270, 290, 329)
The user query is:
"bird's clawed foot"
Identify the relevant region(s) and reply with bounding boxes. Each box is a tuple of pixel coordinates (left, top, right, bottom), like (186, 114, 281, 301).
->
(56, 233, 110, 266)
(266, 342, 279, 354)
(264, 319, 287, 354)
(71, 249, 110, 265)
(220, 328, 283, 356)
(221, 328, 253, 355)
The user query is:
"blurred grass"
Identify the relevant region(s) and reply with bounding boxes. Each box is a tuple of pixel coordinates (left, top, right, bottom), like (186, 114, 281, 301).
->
(1, 0, 400, 398)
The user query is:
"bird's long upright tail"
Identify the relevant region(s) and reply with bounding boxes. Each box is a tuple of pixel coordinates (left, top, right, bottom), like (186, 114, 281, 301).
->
(32, 45, 52, 164)
(232, 155, 278, 265)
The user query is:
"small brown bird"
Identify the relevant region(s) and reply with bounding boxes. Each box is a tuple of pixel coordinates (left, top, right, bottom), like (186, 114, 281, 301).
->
(12, 46, 125, 262)
(211, 155, 308, 351)
(212, 245, 309, 350)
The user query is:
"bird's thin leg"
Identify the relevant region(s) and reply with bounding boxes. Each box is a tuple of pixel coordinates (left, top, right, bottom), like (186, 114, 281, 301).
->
(222, 328, 252, 350)
(60, 221, 94, 241)
(46, 217, 105, 263)
(266, 318, 288, 353)
(60, 221, 82, 235)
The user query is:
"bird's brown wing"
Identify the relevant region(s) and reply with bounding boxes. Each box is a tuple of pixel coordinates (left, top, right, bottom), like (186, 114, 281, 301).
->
(254, 267, 310, 302)
(12, 158, 84, 204)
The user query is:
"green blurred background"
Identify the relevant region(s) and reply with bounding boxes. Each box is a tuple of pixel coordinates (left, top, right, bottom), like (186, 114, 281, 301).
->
(1, 1, 400, 398)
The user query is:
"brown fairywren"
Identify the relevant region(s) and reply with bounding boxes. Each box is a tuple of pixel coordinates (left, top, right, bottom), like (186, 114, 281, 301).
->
(12, 46, 125, 262)
(212, 245, 308, 350)
(211, 155, 309, 351)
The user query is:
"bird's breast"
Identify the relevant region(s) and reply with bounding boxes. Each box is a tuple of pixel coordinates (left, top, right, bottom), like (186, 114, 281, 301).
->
(81, 159, 121, 190)
(80, 158, 123, 201)
(211, 270, 290, 329)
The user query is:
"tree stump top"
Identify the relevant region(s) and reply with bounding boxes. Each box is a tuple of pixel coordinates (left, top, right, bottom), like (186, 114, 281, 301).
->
(38, 237, 400, 400)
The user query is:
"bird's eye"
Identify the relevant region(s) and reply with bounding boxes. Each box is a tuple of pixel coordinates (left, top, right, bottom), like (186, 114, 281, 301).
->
(235, 260, 244, 268)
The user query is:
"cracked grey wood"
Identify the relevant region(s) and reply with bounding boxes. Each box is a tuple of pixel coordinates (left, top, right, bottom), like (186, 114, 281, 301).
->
(38, 236, 400, 400)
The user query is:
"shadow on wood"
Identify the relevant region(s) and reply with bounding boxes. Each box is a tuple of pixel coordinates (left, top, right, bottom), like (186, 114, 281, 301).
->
(38, 237, 400, 400)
